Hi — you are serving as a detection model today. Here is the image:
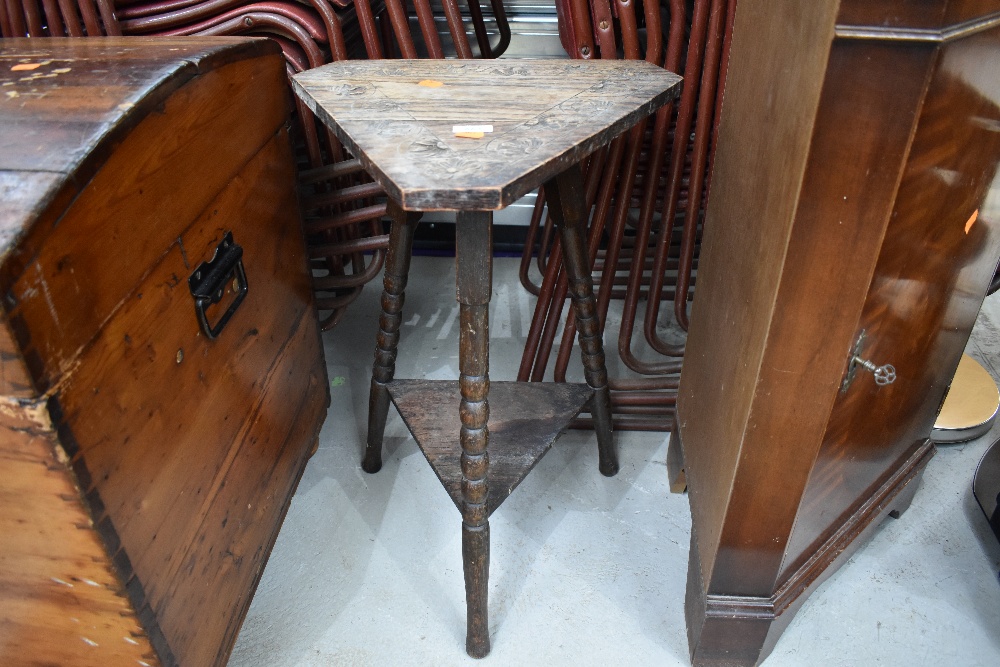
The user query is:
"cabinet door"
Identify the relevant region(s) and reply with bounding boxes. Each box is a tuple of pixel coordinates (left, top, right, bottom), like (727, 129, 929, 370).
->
(781, 25, 1000, 580)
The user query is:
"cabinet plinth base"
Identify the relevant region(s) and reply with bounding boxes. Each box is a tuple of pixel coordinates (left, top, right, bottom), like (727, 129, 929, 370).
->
(686, 442, 935, 666)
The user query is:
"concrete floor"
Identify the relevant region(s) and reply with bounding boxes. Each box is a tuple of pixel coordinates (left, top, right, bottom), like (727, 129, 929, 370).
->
(228, 256, 1000, 666)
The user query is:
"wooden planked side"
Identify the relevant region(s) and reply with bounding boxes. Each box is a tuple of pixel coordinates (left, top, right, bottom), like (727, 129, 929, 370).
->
(52, 129, 326, 666)
(4, 50, 289, 392)
(0, 39, 320, 667)
(0, 397, 157, 667)
(59, 131, 311, 584)
(0, 171, 62, 398)
(155, 307, 327, 667)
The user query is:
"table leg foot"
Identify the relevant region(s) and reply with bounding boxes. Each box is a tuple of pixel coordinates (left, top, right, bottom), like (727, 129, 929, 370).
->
(463, 522, 491, 658)
(592, 386, 618, 476)
(362, 379, 388, 473)
(361, 454, 382, 475)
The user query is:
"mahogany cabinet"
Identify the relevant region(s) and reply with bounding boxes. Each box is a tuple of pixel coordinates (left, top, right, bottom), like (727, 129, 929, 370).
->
(673, 0, 1000, 664)
(0, 38, 328, 666)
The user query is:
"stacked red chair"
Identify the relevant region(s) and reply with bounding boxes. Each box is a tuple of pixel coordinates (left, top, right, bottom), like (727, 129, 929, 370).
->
(518, 0, 736, 431)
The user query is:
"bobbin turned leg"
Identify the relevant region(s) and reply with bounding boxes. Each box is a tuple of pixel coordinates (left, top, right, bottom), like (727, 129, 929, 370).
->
(544, 164, 618, 476)
(363, 200, 421, 474)
(456, 210, 492, 657)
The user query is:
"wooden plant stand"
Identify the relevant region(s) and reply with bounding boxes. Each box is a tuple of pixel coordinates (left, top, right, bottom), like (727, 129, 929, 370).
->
(293, 59, 681, 657)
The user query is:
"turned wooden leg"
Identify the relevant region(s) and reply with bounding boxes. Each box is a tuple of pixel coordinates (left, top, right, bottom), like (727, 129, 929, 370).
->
(456, 210, 492, 658)
(544, 165, 618, 476)
(363, 200, 420, 474)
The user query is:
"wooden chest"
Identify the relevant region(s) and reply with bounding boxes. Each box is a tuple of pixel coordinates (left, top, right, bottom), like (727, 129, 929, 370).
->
(0, 38, 329, 666)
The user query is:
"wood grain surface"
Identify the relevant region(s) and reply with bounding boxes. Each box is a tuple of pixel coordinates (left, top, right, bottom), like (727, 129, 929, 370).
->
(837, 0, 1000, 30)
(389, 379, 594, 517)
(292, 59, 682, 210)
(0, 303, 34, 397)
(0, 37, 278, 265)
(0, 399, 158, 667)
(0, 38, 327, 667)
(676, 1, 1000, 664)
(1, 38, 288, 394)
(0, 38, 275, 398)
(52, 130, 322, 667)
(702, 36, 936, 599)
(677, 0, 842, 601)
(780, 20, 1000, 584)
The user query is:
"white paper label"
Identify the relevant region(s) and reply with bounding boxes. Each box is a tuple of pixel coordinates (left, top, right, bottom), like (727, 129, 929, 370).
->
(452, 124, 494, 134)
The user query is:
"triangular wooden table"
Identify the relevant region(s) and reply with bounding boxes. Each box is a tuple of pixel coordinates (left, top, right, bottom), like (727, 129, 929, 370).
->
(293, 60, 682, 658)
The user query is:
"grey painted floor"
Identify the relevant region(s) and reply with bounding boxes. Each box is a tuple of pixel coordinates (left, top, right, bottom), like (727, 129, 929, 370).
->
(228, 256, 1000, 666)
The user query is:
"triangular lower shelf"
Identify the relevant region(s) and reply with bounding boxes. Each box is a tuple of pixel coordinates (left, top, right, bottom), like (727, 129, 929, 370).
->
(388, 379, 594, 517)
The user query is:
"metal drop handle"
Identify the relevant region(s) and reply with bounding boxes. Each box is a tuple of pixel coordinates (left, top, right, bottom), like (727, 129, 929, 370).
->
(188, 231, 248, 340)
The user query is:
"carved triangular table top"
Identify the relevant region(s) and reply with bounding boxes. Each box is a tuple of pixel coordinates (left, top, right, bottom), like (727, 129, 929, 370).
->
(292, 59, 682, 211)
